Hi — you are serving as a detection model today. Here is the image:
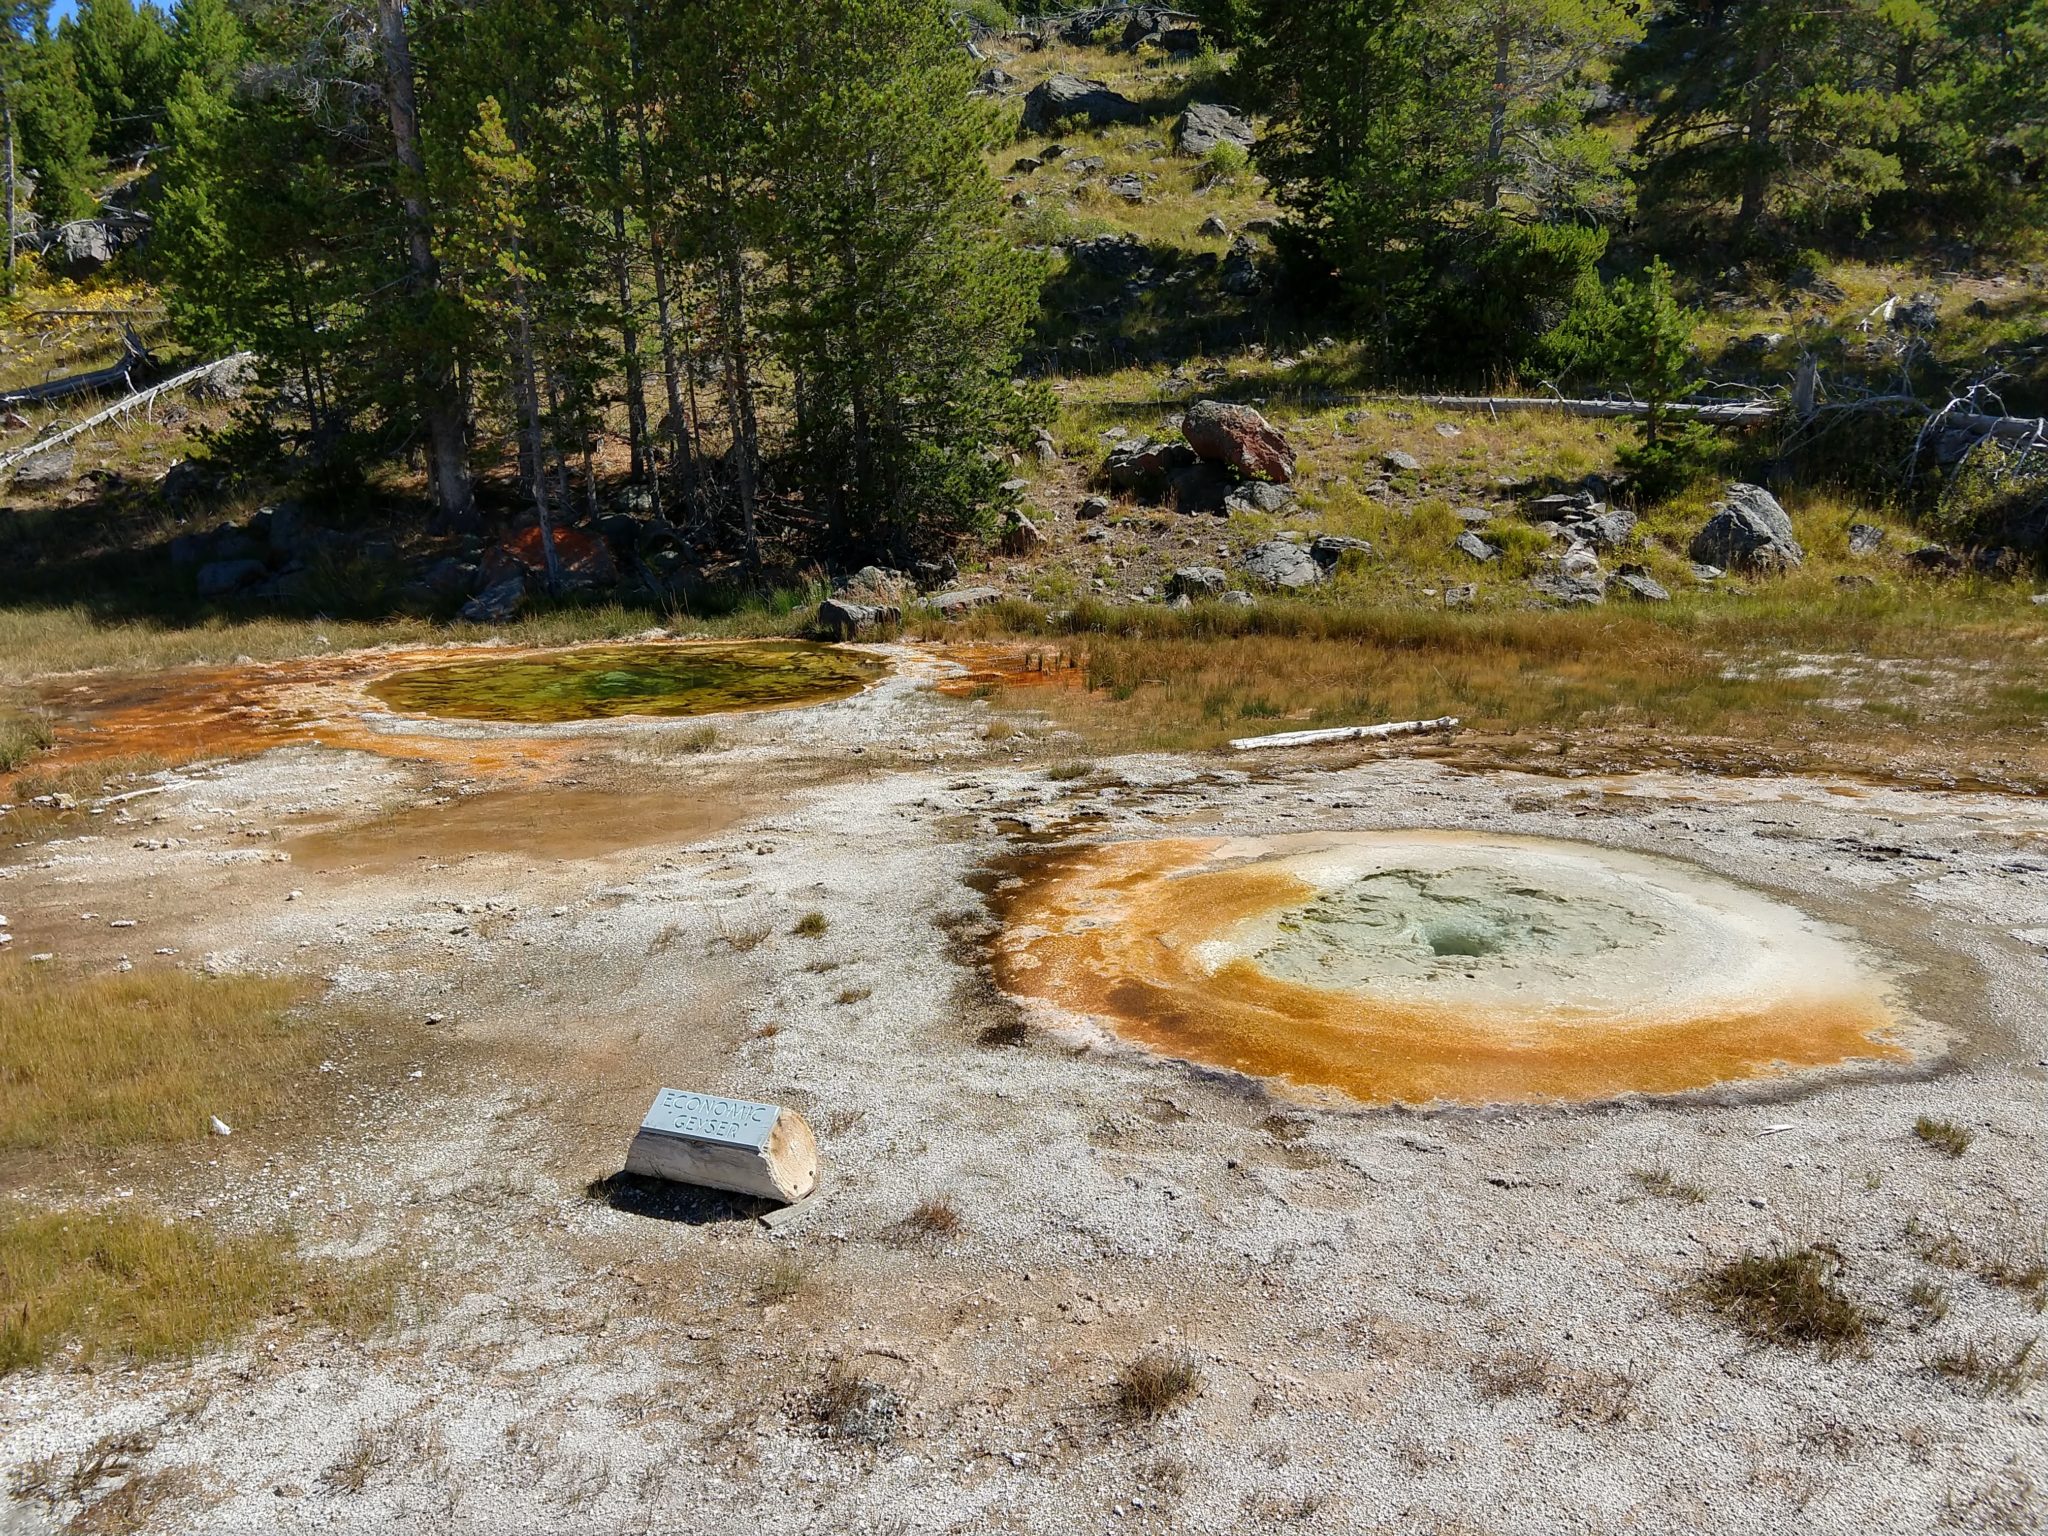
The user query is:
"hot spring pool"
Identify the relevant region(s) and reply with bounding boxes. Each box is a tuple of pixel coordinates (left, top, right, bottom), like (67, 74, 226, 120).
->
(367, 641, 885, 724)
(995, 831, 1924, 1107)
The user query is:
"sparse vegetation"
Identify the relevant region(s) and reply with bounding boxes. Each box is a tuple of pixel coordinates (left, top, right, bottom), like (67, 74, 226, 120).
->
(1931, 1336, 2045, 1400)
(836, 986, 873, 1005)
(807, 1360, 900, 1445)
(0, 1209, 390, 1372)
(1696, 1245, 1874, 1359)
(754, 1252, 808, 1305)
(1907, 1279, 1952, 1328)
(1470, 1348, 1553, 1401)
(1631, 1164, 1706, 1203)
(0, 705, 55, 773)
(1045, 760, 1094, 781)
(793, 911, 830, 939)
(1113, 1349, 1204, 1422)
(0, 964, 314, 1153)
(1914, 1116, 1974, 1158)
(886, 1195, 964, 1245)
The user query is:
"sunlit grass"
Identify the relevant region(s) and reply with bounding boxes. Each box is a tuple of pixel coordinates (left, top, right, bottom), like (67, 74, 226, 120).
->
(0, 1209, 392, 1372)
(0, 963, 317, 1152)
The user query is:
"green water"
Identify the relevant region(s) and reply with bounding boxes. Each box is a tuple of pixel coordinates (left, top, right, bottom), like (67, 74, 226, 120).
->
(368, 641, 885, 724)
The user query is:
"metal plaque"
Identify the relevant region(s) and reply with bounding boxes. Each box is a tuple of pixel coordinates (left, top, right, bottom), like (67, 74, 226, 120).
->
(639, 1088, 779, 1152)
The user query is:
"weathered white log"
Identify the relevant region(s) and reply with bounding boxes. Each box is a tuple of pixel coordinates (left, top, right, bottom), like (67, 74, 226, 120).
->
(1229, 716, 1460, 751)
(623, 1088, 819, 1204)
(1385, 394, 1781, 425)
(0, 352, 254, 475)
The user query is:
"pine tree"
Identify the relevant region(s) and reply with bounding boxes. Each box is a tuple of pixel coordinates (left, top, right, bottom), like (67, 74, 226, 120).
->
(167, 0, 243, 94)
(63, 0, 171, 154)
(763, 0, 1043, 559)
(15, 13, 95, 227)
(1624, 0, 1916, 245)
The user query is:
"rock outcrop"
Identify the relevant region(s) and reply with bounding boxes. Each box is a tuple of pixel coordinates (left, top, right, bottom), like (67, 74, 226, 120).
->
(1021, 75, 1141, 134)
(1175, 102, 1255, 157)
(1241, 540, 1322, 590)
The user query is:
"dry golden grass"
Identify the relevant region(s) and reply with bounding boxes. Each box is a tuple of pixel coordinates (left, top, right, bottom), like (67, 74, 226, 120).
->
(0, 1208, 392, 1372)
(0, 963, 316, 1153)
(953, 593, 2048, 784)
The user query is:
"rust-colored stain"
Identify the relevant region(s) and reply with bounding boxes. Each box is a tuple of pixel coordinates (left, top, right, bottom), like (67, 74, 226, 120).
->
(929, 643, 1088, 698)
(994, 835, 1915, 1109)
(21, 648, 590, 785)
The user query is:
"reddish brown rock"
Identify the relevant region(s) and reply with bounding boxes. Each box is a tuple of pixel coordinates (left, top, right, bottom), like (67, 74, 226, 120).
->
(1181, 399, 1296, 484)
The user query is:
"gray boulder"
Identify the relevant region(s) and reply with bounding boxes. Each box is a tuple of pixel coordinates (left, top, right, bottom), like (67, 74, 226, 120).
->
(1607, 567, 1671, 602)
(1198, 214, 1229, 239)
(1220, 236, 1261, 296)
(1075, 495, 1111, 520)
(1382, 449, 1422, 474)
(1021, 75, 1142, 134)
(11, 445, 75, 486)
(1167, 566, 1228, 599)
(1104, 172, 1146, 203)
(1241, 540, 1322, 590)
(1529, 572, 1604, 607)
(928, 586, 1003, 618)
(1689, 483, 1803, 571)
(461, 576, 526, 623)
(54, 220, 114, 272)
(817, 597, 899, 639)
(1176, 103, 1256, 157)
(1105, 438, 1197, 495)
(1310, 535, 1371, 568)
(1454, 531, 1498, 563)
(1847, 522, 1886, 556)
(1223, 480, 1294, 515)
(1579, 509, 1638, 550)
(195, 558, 267, 598)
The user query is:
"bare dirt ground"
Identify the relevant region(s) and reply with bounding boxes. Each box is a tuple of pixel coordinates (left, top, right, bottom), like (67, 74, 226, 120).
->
(4, 642, 2047, 1535)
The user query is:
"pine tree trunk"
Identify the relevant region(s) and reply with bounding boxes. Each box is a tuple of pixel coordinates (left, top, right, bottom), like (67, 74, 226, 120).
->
(374, 0, 475, 530)
(4, 100, 17, 296)
(1735, 39, 1777, 242)
(607, 112, 650, 485)
(510, 265, 565, 596)
(711, 176, 760, 572)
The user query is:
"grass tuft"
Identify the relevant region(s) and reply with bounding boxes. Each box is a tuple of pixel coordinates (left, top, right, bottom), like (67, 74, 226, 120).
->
(792, 911, 830, 939)
(1696, 1244, 1874, 1359)
(1914, 1115, 1974, 1158)
(1113, 1349, 1204, 1422)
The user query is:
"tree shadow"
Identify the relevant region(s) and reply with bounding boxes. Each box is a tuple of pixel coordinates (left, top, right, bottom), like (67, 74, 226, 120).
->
(584, 1170, 773, 1226)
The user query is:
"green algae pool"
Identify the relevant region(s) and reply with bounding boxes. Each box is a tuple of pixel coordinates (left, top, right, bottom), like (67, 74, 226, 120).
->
(367, 641, 886, 724)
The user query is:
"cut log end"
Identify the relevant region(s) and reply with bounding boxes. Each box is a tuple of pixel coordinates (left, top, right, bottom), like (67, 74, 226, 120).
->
(622, 1088, 819, 1205)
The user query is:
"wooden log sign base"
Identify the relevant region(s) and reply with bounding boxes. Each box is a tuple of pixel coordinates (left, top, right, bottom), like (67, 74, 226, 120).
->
(623, 1088, 820, 1205)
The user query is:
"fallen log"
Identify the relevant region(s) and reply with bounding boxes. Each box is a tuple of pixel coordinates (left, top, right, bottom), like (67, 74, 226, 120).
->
(623, 1087, 819, 1204)
(1382, 394, 1781, 426)
(0, 333, 151, 409)
(1229, 716, 1460, 751)
(0, 352, 254, 477)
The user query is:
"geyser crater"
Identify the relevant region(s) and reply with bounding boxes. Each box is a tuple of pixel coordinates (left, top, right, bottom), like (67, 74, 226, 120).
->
(995, 830, 1934, 1108)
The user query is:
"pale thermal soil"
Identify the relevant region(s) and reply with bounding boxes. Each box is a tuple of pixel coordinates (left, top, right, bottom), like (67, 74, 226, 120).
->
(3, 644, 2047, 1536)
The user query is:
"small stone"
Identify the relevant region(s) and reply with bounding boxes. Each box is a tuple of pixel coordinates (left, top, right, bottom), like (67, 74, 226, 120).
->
(210, 1116, 233, 1136)
(1075, 496, 1111, 521)
(1381, 449, 1422, 474)
(1847, 522, 1886, 556)
(1444, 583, 1477, 609)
